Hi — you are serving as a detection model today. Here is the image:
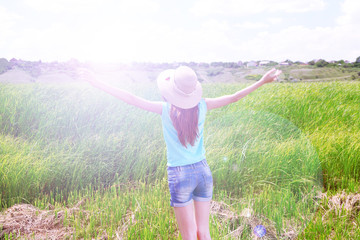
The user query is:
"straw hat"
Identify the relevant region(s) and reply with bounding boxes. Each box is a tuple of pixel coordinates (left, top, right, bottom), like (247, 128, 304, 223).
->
(157, 66, 202, 109)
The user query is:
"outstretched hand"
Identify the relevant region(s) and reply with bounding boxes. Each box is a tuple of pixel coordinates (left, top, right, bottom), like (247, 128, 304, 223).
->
(77, 68, 98, 86)
(260, 68, 282, 84)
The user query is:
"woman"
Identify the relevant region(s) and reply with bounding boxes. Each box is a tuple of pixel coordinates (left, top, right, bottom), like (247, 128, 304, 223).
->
(81, 66, 281, 240)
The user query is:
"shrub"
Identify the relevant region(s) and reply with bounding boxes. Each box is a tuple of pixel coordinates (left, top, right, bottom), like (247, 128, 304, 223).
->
(0, 58, 10, 74)
(207, 67, 223, 77)
(244, 74, 262, 81)
(29, 66, 41, 78)
(315, 59, 329, 68)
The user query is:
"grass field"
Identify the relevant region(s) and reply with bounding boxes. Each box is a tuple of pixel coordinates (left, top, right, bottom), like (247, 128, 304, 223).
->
(0, 77, 360, 239)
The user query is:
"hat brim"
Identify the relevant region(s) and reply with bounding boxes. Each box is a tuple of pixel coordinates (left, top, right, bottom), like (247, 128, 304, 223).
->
(157, 69, 202, 109)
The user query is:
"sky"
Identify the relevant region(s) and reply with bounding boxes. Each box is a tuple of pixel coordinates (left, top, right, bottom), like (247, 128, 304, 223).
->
(0, 0, 359, 63)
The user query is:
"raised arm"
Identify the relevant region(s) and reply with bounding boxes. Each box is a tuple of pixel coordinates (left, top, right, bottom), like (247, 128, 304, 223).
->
(79, 68, 162, 114)
(205, 68, 281, 110)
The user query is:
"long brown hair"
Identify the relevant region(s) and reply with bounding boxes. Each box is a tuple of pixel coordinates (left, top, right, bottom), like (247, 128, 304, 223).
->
(170, 105, 199, 147)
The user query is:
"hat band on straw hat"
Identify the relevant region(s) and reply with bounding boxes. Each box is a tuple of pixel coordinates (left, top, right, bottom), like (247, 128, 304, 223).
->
(173, 80, 197, 97)
(157, 66, 202, 109)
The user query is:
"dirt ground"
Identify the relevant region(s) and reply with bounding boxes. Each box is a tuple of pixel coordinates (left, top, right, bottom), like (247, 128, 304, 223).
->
(0, 204, 74, 239)
(0, 200, 277, 239)
(1, 192, 359, 239)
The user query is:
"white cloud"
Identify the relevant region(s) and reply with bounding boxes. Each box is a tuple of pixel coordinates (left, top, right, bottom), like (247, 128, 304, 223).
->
(201, 19, 231, 32)
(196, 0, 358, 62)
(4, 0, 162, 61)
(233, 22, 360, 62)
(0, 6, 21, 51)
(0, 6, 20, 35)
(23, 0, 160, 16)
(138, 20, 234, 62)
(190, 0, 266, 17)
(268, 17, 283, 25)
(235, 26, 331, 61)
(268, 0, 325, 13)
(2, 0, 358, 63)
(23, 0, 102, 13)
(190, 0, 325, 17)
(336, 0, 360, 26)
(235, 21, 269, 30)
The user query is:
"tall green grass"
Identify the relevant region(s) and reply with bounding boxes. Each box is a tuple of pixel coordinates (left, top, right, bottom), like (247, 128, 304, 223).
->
(205, 110, 322, 236)
(234, 82, 360, 191)
(0, 83, 167, 207)
(1, 81, 359, 238)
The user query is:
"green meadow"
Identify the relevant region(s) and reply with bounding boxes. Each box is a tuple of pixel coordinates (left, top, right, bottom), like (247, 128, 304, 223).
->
(0, 78, 359, 239)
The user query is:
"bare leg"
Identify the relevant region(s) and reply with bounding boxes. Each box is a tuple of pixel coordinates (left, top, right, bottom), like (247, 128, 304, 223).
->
(194, 200, 211, 240)
(173, 201, 197, 240)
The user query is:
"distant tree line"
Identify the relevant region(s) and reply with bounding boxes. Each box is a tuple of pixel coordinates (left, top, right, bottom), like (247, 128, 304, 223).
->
(308, 58, 360, 68)
(0, 57, 359, 76)
(0, 58, 82, 77)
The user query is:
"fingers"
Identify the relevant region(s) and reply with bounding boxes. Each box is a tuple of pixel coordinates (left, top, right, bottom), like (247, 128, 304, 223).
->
(77, 67, 95, 82)
(273, 69, 282, 81)
(263, 68, 282, 83)
(268, 68, 281, 77)
(266, 68, 277, 75)
(275, 69, 282, 77)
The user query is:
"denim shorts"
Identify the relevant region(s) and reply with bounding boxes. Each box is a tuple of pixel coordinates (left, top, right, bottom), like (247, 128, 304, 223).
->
(167, 159, 213, 207)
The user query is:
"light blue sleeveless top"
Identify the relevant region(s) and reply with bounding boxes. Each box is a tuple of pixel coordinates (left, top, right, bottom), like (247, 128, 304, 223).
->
(161, 99, 207, 167)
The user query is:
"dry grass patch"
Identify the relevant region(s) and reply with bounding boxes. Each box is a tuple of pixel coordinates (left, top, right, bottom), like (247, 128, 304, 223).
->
(210, 201, 280, 239)
(0, 200, 90, 239)
(0, 204, 73, 239)
(321, 190, 360, 220)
